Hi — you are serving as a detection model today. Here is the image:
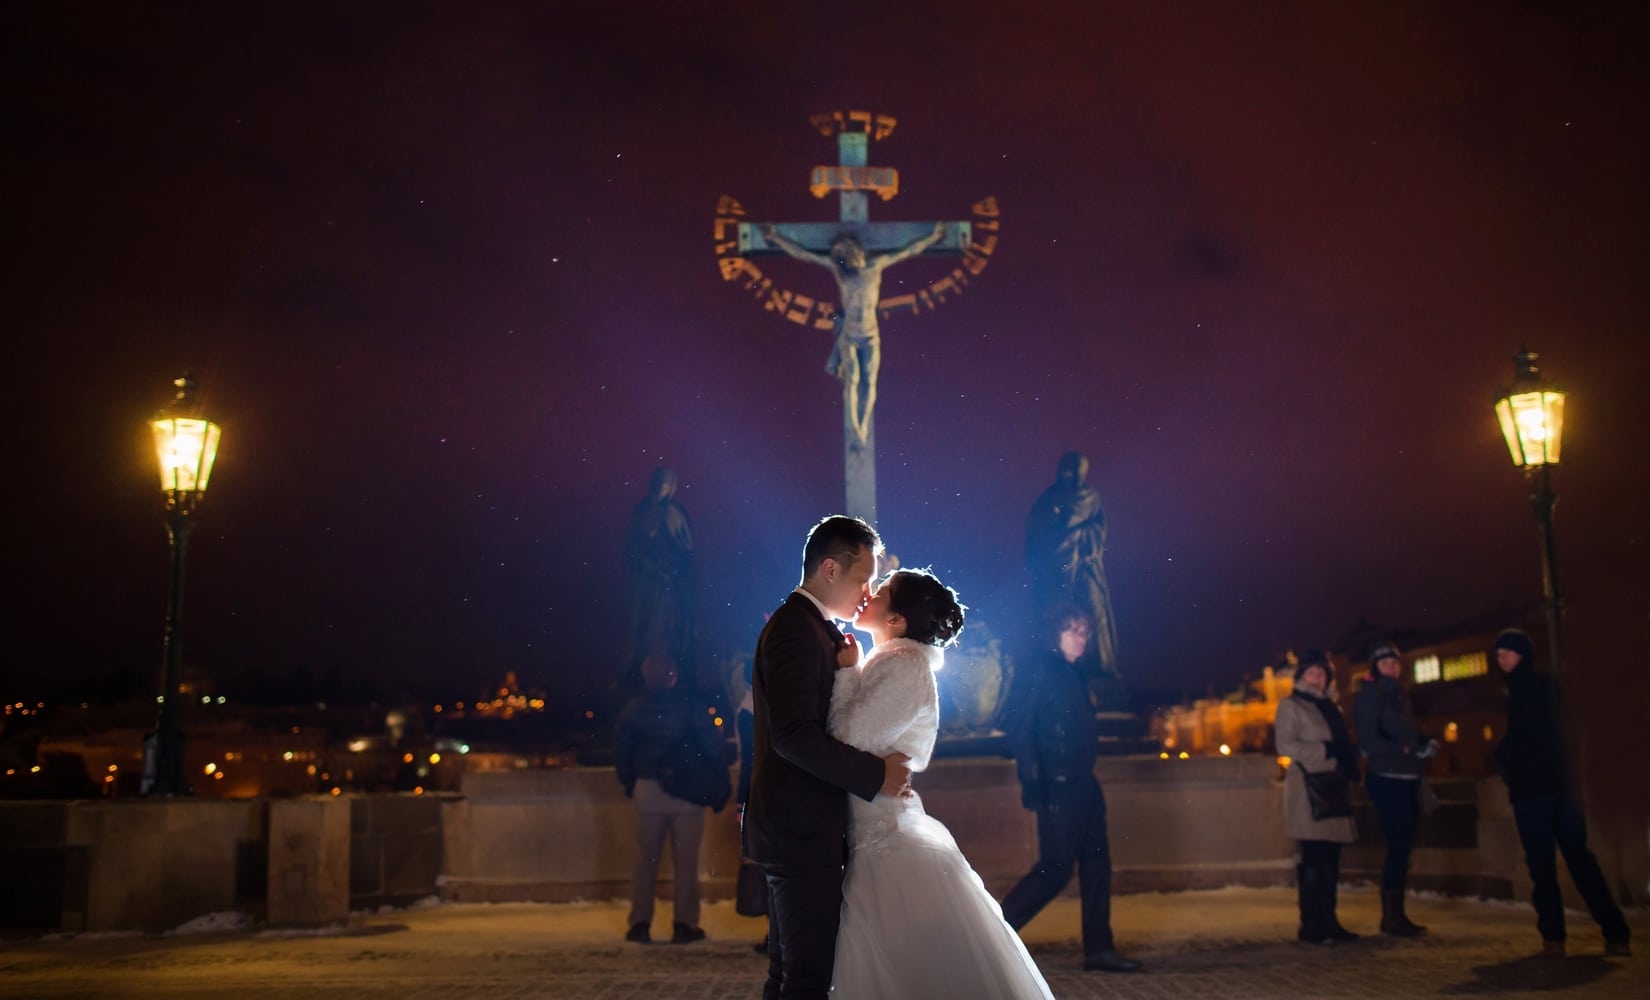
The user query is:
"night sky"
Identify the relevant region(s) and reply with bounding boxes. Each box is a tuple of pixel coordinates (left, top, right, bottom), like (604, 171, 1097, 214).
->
(10, 3, 1648, 710)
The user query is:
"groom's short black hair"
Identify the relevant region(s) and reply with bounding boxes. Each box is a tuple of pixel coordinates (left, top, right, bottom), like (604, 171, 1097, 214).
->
(802, 515, 882, 577)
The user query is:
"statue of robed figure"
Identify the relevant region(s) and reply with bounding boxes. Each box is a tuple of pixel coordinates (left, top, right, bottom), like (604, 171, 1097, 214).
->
(623, 467, 697, 688)
(1025, 451, 1120, 680)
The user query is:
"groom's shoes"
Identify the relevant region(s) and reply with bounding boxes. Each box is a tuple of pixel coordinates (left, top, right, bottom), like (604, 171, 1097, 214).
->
(625, 922, 650, 944)
(1083, 949, 1142, 973)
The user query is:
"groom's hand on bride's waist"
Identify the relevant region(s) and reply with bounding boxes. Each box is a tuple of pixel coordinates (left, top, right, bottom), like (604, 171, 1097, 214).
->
(880, 752, 913, 799)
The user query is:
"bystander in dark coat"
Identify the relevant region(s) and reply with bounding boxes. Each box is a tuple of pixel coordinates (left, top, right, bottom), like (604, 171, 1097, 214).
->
(614, 654, 724, 945)
(1491, 629, 1630, 955)
(999, 605, 1139, 973)
(1352, 643, 1434, 936)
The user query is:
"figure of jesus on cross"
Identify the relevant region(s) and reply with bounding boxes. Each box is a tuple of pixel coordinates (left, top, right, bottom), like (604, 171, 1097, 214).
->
(760, 222, 947, 445)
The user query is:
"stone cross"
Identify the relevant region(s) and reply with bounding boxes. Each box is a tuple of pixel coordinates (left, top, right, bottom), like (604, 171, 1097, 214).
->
(738, 113, 974, 524)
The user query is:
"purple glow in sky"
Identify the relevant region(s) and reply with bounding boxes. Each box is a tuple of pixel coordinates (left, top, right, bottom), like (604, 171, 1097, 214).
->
(9, 3, 1647, 710)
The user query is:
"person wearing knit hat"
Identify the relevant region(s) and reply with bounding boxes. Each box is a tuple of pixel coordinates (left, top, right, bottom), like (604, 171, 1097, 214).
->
(1274, 649, 1362, 944)
(1492, 628, 1534, 661)
(1492, 628, 1631, 956)
(1353, 641, 1435, 937)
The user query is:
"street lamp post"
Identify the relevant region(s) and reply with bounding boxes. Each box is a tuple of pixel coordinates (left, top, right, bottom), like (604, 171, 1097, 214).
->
(142, 373, 222, 796)
(1494, 346, 1566, 677)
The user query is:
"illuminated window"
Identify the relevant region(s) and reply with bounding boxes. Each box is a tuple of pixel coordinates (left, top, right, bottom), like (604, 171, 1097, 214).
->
(1413, 655, 1441, 684)
(1482, 725, 1494, 741)
(1442, 652, 1488, 681)
(1444, 721, 1459, 743)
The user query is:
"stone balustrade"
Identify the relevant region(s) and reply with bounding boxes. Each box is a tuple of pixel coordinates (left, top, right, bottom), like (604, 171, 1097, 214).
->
(0, 755, 1635, 935)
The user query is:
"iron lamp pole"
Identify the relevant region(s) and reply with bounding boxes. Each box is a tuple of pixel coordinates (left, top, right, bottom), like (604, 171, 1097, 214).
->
(142, 373, 222, 796)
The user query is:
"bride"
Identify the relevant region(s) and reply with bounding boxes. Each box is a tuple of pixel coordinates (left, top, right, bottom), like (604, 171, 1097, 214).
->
(828, 568, 1054, 999)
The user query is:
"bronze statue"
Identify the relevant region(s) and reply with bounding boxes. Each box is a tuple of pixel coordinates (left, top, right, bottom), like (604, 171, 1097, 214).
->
(623, 467, 696, 687)
(760, 223, 946, 444)
(1025, 452, 1119, 679)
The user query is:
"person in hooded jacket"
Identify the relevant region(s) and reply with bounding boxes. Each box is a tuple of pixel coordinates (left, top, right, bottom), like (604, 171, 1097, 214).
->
(1273, 650, 1362, 944)
(615, 653, 726, 945)
(1352, 642, 1435, 937)
(1492, 628, 1630, 957)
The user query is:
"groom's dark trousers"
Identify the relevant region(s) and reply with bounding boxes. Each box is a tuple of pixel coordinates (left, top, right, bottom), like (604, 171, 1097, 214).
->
(743, 593, 884, 1000)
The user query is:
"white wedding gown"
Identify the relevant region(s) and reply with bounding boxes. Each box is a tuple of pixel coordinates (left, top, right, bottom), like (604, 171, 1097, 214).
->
(828, 637, 1054, 999)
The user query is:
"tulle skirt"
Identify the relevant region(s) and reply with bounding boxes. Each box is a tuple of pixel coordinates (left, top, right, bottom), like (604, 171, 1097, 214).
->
(832, 797, 1053, 999)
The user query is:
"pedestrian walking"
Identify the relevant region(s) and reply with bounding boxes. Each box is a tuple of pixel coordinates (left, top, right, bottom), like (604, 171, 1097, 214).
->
(1000, 604, 1141, 973)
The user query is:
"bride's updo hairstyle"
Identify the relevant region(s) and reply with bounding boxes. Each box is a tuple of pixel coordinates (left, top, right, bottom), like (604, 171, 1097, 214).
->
(884, 568, 966, 648)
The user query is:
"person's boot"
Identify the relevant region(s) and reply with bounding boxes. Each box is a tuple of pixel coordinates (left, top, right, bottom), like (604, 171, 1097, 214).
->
(1380, 889, 1427, 937)
(1322, 865, 1360, 942)
(1297, 864, 1327, 943)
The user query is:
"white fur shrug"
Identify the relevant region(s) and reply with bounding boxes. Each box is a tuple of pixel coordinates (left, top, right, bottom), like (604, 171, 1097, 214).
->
(828, 637, 943, 773)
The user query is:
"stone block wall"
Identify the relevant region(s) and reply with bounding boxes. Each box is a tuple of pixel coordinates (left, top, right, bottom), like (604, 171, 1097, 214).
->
(2, 756, 1641, 934)
(0, 798, 264, 937)
(350, 793, 447, 909)
(267, 797, 350, 927)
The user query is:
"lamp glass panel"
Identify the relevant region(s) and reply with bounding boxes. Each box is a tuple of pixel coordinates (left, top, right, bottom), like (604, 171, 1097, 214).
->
(151, 418, 222, 493)
(1540, 391, 1563, 464)
(1494, 398, 1522, 466)
(1497, 390, 1565, 468)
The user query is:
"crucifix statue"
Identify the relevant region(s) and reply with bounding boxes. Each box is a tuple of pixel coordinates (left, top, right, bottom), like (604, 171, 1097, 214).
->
(736, 113, 976, 524)
(760, 222, 946, 447)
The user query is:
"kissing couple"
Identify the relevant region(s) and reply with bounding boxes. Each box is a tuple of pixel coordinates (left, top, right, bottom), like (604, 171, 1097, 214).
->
(743, 515, 1053, 999)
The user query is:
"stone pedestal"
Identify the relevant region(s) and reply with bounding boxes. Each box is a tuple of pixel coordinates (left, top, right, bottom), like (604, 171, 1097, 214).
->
(267, 797, 349, 927)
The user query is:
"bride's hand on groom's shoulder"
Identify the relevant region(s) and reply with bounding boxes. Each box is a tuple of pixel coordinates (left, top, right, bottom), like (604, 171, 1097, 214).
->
(835, 634, 862, 670)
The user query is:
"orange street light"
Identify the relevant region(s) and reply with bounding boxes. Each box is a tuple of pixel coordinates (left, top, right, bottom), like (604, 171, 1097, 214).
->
(1494, 347, 1567, 677)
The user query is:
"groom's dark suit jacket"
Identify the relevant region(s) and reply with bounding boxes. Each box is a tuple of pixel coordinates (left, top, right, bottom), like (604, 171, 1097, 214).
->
(743, 592, 885, 866)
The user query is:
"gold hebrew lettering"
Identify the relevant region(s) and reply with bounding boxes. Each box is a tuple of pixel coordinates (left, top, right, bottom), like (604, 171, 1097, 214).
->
(972, 235, 998, 256)
(872, 115, 897, 140)
(879, 293, 920, 317)
(971, 196, 999, 217)
(765, 288, 793, 313)
(716, 195, 746, 216)
(809, 111, 846, 135)
(972, 218, 1000, 231)
(714, 217, 742, 240)
(930, 276, 960, 302)
(714, 240, 739, 255)
(786, 293, 815, 324)
(962, 254, 989, 276)
(848, 110, 873, 133)
(719, 257, 751, 281)
(813, 302, 838, 329)
(917, 289, 935, 311)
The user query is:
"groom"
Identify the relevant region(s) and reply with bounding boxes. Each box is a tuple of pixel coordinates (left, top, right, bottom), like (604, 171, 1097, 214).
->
(744, 515, 913, 1000)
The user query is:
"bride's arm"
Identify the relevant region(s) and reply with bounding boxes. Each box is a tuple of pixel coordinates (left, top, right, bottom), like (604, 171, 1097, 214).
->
(828, 665, 865, 737)
(831, 648, 935, 759)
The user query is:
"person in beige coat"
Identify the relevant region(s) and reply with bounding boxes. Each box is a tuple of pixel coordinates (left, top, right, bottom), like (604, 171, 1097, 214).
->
(1274, 651, 1361, 944)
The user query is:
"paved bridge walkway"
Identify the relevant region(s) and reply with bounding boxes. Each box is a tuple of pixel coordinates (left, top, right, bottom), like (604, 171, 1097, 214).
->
(1, 886, 1643, 998)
